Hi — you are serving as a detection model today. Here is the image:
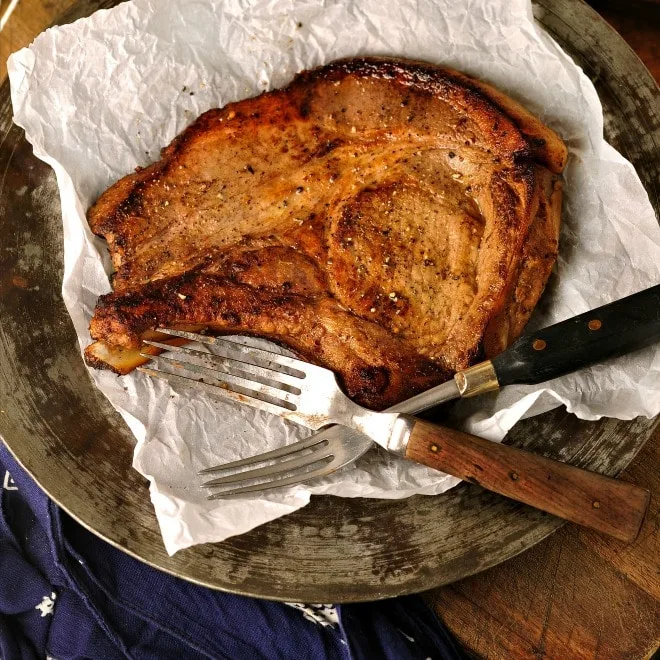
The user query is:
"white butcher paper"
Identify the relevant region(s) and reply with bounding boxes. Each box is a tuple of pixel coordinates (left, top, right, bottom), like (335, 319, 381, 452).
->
(8, 0, 660, 554)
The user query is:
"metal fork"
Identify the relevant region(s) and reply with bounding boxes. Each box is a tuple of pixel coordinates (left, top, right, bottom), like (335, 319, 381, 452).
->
(139, 327, 651, 543)
(138, 329, 458, 498)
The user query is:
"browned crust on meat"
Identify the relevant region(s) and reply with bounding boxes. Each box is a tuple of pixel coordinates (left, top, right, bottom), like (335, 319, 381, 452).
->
(86, 273, 448, 410)
(292, 58, 567, 174)
(85, 56, 566, 410)
(482, 174, 561, 355)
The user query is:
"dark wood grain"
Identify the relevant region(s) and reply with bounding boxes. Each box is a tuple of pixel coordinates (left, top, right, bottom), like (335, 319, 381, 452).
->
(0, 0, 657, 608)
(405, 420, 650, 543)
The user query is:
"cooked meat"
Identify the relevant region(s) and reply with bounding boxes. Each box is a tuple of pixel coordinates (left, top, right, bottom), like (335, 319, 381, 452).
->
(85, 56, 566, 410)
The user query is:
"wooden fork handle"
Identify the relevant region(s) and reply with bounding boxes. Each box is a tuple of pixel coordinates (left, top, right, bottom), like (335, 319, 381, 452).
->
(404, 419, 650, 543)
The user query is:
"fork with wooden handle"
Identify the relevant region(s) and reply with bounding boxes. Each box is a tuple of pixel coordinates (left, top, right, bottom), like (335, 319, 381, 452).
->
(139, 284, 660, 543)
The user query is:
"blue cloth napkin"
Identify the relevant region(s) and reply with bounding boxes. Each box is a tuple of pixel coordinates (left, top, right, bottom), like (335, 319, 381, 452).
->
(0, 442, 465, 660)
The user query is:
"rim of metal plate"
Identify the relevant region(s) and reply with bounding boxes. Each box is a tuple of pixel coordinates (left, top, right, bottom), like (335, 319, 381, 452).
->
(0, 0, 658, 603)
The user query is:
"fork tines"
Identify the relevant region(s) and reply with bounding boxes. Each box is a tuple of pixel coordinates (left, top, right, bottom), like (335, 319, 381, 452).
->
(138, 328, 356, 498)
(137, 328, 308, 418)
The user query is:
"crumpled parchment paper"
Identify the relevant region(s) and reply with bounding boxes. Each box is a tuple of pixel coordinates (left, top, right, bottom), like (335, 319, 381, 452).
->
(8, 0, 660, 554)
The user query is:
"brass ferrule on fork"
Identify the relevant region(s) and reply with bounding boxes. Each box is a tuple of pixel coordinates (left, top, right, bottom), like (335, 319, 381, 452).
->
(454, 361, 500, 398)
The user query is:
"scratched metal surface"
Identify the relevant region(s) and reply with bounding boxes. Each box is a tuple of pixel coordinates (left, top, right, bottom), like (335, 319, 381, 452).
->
(0, 0, 658, 602)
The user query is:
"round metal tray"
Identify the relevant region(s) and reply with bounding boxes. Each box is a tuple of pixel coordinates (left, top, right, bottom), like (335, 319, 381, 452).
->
(0, 0, 658, 602)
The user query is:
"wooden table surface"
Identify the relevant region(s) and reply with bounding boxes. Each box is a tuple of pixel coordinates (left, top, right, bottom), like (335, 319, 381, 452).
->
(1, 1, 658, 658)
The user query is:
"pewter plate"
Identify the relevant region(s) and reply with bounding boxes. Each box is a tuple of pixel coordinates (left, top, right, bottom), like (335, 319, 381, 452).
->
(0, 0, 658, 602)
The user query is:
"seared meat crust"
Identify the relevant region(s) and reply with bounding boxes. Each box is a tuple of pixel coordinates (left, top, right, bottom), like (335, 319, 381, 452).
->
(86, 57, 566, 409)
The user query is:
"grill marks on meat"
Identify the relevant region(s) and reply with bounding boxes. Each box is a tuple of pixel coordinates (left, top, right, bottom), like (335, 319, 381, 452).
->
(85, 57, 567, 410)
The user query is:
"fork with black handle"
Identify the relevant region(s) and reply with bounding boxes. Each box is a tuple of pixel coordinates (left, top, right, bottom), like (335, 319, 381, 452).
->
(139, 284, 660, 542)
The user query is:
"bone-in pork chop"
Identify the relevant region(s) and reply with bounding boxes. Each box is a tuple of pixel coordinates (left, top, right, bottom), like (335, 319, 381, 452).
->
(85, 57, 567, 410)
